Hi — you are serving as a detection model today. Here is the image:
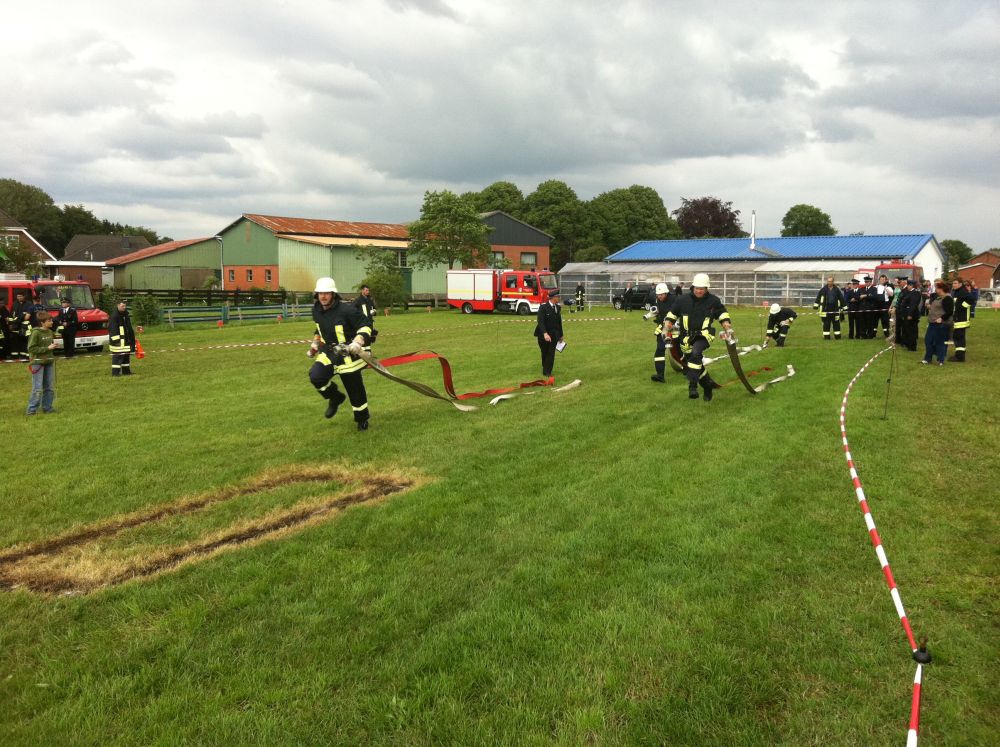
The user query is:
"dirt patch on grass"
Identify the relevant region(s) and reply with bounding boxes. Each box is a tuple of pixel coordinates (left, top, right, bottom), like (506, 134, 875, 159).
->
(0, 465, 416, 595)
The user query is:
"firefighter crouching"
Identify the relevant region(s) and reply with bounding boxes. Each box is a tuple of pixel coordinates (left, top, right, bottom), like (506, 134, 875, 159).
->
(765, 303, 797, 347)
(308, 276, 373, 431)
(647, 282, 673, 382)
(664, 273, 732, 401)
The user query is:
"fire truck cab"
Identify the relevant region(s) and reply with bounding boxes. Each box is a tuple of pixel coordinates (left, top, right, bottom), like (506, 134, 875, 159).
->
(446, 269, 558, 315)
(0, 274, 109, 352)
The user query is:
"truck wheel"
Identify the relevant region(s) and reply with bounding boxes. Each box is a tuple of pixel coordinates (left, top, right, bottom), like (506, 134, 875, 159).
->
(517, 303, 530, 316)
(461, 302, 474, 314)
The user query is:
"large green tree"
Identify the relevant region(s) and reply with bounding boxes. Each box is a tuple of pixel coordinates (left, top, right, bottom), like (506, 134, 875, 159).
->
(472, 181, 526, 218)
(60, 204, 105, 249)
(355, 244, 407, 308)
(0, 178, 63, 255)
(939, 239, 974, 268)
(407, 190, 492, 270)
(588, 185, 681, 252)
(780, 204, 836, 237)
(523, 180, 587, 271)
(672, 196, 745, 239)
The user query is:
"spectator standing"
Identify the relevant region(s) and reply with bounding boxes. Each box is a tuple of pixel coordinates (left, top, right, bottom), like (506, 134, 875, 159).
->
(623, 282, 635, 312)
(26, 312, 57, 415)
(921, 281, 954, 366)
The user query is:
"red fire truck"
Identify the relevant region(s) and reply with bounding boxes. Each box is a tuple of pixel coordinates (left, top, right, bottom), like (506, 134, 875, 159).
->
(446, 269, 559, 315)
(1, 274, 110, 352)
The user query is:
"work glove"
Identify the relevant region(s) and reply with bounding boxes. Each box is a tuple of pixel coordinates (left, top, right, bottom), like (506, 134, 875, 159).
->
(347, 340, 364, 356)
(307, 342, 319, 358)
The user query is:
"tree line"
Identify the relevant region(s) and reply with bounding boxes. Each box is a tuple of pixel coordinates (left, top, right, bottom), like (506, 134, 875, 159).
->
(0, 178, 171, 259)
(2, 176, 979, 279)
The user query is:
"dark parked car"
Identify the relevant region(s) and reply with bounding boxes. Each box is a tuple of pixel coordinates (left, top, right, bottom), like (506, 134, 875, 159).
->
(612, 283, 655, 310)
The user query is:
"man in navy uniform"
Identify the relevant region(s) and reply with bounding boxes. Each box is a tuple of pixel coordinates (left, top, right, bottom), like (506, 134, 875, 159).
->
(533, 287, 564, 383)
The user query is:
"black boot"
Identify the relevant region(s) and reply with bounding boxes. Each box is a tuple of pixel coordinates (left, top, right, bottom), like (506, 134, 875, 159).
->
(651, 374, 665, 382)
(357, 419, 369, 431)
(701, 375, 721, 402)
(325, 389, 347, 418)
(688, 381, 699, 399)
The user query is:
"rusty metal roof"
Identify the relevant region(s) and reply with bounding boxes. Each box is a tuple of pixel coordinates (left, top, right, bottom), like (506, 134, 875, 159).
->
(244, 214, 409, 240)
(106, 238, 213, 266)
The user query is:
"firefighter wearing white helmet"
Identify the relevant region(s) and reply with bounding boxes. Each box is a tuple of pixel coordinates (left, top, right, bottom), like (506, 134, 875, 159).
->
(308, 276, 374, 431)
(647, 282, 677, 382)
(663, 273, 733, 400)
(765, 302, 798, 347)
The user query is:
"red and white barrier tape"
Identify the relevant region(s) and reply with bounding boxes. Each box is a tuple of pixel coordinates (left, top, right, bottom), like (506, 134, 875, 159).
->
(839, 346, 927, 746)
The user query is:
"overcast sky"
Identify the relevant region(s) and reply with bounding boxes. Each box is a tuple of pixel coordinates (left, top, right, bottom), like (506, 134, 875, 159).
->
(3, 0, 998, 251)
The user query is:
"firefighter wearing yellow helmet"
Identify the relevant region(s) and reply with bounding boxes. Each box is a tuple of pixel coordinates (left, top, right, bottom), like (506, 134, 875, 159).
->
(308, 276, 374, 431)
(663, 273, 733, 401)
(765, 303, 798, 347)
(647, 282, 676, 382)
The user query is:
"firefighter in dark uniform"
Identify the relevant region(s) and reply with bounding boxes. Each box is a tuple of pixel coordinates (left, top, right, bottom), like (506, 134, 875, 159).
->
(897, 278, 921, 351)
(813, 276, 844, 340)
(949, 278, 973, 362)
(8, 289, 34, 362)
(765, 303, 798, 347)
(108, 300, 136, 375)
(56, 297, 79, 358)
(0, 299, 9, 360)
(857, 276, 879, 338)
(664, 273, 732, 401)
(352, 284, 377, 353)
(646, 282, 673, 382)
(309, 276, 373, 431)
(533, 287, 564, 382)
(844, 278, 861, 339)
(575, 282, 585, 313)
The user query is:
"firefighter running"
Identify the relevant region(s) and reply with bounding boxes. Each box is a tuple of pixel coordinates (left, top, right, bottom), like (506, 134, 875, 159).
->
(308, 276, 373, 431)
(664, 273, 732, 401)
(765, 303, 797, 347)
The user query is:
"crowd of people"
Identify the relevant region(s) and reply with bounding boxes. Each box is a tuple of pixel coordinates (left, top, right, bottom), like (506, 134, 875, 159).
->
(807, 273, 978, 363)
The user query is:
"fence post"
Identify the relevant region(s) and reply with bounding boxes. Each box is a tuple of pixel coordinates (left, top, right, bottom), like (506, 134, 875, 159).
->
(167, 308, 174, 329)
(222, 304, 229, 323)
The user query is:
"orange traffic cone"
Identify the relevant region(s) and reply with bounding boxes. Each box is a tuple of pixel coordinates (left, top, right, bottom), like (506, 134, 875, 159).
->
(136, 340, 146, 359)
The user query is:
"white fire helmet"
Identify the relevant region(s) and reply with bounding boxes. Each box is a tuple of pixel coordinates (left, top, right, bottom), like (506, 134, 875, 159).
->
(314, 276, 338, 294)
(655, 282, 669, 295)
(692, 273, 711, 288)
(770, 303, 781, 314)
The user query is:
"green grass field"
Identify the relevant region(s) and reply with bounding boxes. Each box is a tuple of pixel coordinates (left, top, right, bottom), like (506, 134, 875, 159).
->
(2, 307, 997, 745)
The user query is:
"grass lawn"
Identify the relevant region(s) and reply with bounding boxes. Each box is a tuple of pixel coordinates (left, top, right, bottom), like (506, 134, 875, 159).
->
(1, 306, 997, 745)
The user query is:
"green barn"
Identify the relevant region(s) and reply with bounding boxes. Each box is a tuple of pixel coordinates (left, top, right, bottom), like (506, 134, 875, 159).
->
(215, 214, 449, 295)
(107, 238, 219, 289)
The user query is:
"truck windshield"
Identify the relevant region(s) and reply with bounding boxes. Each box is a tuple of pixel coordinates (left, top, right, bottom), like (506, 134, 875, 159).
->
(37, 285, 97, 310)
(539, 274, 557, 290)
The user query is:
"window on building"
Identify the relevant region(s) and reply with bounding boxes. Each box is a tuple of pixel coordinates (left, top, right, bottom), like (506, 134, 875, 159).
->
(492, 251, 505, 266)
(228, 269, 235, 282)
(520, 252, 537, 269)
(246, 268, 254, 282)
(397, 251, 408, 268)
(1, 235, 19, 250)
(265, 269, 272, 284)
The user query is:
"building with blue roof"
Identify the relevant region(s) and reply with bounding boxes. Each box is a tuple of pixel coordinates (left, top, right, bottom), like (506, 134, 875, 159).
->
(559, 234, 944, 307)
